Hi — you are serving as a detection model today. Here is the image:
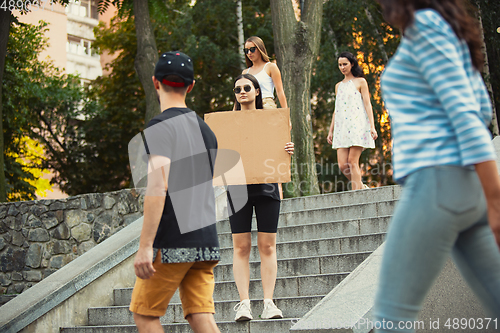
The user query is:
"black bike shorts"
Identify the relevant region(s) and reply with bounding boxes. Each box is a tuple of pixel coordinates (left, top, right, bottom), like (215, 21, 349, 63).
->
(228, 196, 280, 233)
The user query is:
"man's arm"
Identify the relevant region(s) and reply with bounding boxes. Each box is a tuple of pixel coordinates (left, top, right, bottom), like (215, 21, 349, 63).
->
(134, 154, 171, 279)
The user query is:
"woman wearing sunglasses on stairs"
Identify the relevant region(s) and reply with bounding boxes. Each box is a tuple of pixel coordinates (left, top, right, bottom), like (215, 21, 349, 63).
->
(241, 36, 290, 201)
(241, 36, 288, 110)
(229, 73, 294, 322)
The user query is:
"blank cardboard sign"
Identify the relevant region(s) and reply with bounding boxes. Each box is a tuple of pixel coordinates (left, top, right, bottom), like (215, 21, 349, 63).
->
(205, 108, 291, 186)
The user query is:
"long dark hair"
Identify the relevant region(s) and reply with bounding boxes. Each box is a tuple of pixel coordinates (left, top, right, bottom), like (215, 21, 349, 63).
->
(377, 0, 484, 70)
(338, 52, 364, 78)
(234, 74, 263, 110)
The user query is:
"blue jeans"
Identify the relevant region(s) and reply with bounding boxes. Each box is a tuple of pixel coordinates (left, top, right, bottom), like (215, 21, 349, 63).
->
(374, 166, 500, 332)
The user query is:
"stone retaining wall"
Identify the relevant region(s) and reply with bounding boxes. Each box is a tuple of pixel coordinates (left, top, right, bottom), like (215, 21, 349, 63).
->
(0, 189, 144, 296)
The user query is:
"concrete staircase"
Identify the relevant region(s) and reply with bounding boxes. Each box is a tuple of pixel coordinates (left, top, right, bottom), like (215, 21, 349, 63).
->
(60, 186, 399, 333)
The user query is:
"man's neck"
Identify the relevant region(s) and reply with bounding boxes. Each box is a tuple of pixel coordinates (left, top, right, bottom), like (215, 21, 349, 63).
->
(159, 92, 187, 111)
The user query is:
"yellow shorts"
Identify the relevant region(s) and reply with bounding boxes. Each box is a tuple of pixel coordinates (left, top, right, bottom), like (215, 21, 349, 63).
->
(262, 97, 277, 109)
(129, 252, 218, 319)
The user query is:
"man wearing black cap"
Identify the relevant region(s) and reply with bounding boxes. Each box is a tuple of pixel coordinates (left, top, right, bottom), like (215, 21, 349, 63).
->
(129, 51, 221, 333)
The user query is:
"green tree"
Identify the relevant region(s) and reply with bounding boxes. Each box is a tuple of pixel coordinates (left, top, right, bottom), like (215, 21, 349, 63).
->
(97, 0, 163, 125)
(94, 0, 275, 117)
(3, 16, 141, 198)
(182, 0, 249, 112)
(50, 14, 149, 196)
(2, 20, 83, 200)
(0, 0, 72, 201)
(0, 8, 10, 202)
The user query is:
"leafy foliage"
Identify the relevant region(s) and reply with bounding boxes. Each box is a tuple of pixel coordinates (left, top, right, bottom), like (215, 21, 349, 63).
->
(94, 0, 275, 118)
(161, 0, 243, 113)
(2, 21, 83, 200)
(159, 0, 273, 114)
(3, 18, 144, 198)
(8, 137, 52, 201)
(87, 0, 497, 196)
(63, 15, 148, 195)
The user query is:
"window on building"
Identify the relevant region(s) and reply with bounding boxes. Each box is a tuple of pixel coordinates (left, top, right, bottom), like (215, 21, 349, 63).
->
(67, 35, 98, 57)
(65, 0, 98, 20)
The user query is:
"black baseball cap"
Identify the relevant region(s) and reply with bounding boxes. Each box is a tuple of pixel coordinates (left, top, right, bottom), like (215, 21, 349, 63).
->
(154, 51, 194, 87)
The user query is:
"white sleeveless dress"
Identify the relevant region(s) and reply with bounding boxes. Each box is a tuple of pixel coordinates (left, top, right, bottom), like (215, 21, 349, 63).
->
(332, 80, 375, 149)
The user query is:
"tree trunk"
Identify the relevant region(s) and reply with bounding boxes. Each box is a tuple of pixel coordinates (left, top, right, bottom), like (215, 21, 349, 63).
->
(476, 3, 499, 136)
(236, 0, 245, 70)
(270, 0, 322, 197)
(133, 0, 159, 125)
(364, 5, 389, 63)
(0, 12, 11, 202)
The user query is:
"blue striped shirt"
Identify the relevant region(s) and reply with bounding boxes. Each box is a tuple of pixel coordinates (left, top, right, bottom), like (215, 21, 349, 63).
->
(381, 9, 495, 182)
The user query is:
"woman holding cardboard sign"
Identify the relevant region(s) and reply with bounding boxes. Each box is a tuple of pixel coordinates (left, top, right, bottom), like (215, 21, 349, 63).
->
(230, 74, 294, 322)
(242, 36, 288, 110)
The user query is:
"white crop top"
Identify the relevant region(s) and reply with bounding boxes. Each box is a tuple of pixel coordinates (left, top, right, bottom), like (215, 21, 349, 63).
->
(246, 62, 275, 99)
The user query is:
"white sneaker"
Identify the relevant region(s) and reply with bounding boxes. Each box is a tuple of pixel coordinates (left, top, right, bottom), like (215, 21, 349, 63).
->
(261, 299, 283, 319)
(234, 299, 253, 321)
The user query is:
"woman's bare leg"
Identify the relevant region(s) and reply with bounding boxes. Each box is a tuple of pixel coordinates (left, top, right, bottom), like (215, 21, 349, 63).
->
(347, 146, 364, 190)
(337, 148, 351, 180)
(232, 233, 252, 300)
(257, 232, 278, 299)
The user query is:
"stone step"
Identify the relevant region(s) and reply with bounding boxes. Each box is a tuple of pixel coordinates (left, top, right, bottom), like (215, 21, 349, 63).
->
(284, 186, 397, 211)
(87, 295, 322, 326)
(114, 251, 371, 306)
(59, 187, 399, 333)
(213, 250, 372, 283)
(113, 270, 349, 309)
(218, 185, 398, 215)
(219, 232, 386, 264)
(62, 318, 298, 333)
(217, 215, 392, 247)
(215, 200, 396, 233)
(214, 273, 347, 301)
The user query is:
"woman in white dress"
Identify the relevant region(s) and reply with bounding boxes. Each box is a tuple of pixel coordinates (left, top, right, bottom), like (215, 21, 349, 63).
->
(327, 52, 378, 190)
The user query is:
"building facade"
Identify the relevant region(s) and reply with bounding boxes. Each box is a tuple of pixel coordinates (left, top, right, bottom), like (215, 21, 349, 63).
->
(16, 0, 108, 83)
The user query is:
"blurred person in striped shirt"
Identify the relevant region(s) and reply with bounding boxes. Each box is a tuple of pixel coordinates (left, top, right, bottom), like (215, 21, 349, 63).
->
(372, 0, 500, 331)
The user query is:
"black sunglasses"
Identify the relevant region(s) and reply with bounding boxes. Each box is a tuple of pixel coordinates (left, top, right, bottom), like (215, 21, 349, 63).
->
(233, 84, 252, 94)
(243, 47, 257, 54)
